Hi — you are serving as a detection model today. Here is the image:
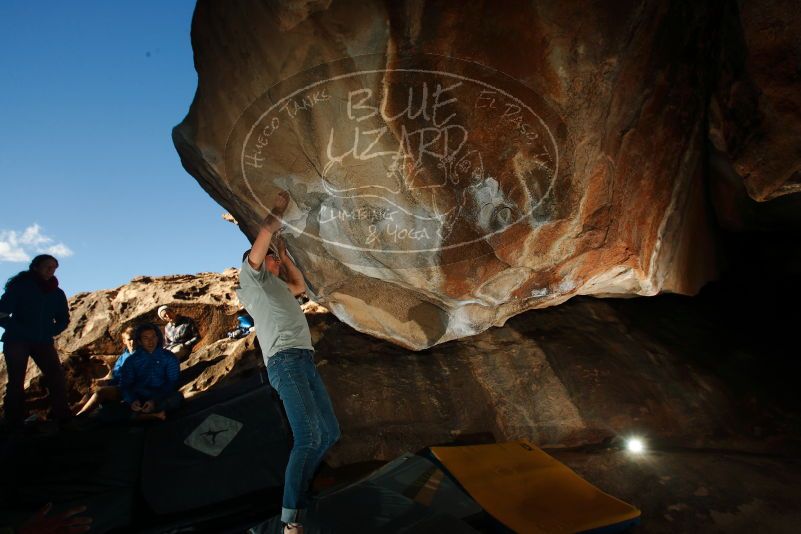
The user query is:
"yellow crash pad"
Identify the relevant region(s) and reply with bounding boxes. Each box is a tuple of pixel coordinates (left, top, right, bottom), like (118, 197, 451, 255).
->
(430, 440, 641, 533)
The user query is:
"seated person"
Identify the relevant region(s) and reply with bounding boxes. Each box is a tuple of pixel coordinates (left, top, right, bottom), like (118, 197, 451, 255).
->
(227, 310, 255, 339)
(75, 326, 135, 416)
(118, 323, 182, 421)
(157, 305, 199, 359)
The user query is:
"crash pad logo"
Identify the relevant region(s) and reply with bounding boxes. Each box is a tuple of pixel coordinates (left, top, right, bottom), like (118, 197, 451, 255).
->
(226, 54, 563, 267)
(184, 413, 243, 457)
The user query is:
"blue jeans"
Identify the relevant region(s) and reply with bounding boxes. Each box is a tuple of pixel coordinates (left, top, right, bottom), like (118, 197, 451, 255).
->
(267, 348, 340, 524)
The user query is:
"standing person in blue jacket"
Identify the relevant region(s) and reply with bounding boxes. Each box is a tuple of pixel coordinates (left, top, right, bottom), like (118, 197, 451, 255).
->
(118, 323, 182, 421)
(238, 190, 340, 534)
(75, 325, 136, 416)
(0, 254, 70, 428)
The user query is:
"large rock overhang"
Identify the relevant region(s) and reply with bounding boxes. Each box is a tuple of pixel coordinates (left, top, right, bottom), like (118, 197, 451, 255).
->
(174, 0, 722, 349)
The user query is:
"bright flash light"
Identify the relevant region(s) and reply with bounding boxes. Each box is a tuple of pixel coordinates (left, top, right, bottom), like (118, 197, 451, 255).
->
(626, 438, 645, 454)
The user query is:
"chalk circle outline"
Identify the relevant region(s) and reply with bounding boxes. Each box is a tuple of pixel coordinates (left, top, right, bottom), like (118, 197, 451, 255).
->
(238, 56, 560, 254)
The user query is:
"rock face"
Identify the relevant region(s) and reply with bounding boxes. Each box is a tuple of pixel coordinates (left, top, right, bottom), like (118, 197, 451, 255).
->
(173, 0, 737, 350)
(0, 271, 245, 414)
(710, 0, 801, 203)
(3, 271, 796, 467)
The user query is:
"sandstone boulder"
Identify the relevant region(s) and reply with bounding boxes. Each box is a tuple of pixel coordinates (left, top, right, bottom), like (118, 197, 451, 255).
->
(0, 270, 243, 412)
(173, 0, 729, 349)
(3, 270, 795, 467)
(710, 0, 801, 203)
(0, 270, 797, 464)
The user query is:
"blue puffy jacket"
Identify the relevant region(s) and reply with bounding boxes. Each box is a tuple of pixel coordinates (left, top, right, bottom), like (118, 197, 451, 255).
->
(109, 350, 134, 385)
(118, 347, 180, 404)
(0, 273, 69, 343)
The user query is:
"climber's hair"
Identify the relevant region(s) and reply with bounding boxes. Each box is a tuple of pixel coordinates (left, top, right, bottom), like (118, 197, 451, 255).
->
(242, 247, 278, 264)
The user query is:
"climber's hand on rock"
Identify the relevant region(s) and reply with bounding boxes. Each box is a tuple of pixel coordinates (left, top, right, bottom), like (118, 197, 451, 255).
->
(261, 190, 290, 232)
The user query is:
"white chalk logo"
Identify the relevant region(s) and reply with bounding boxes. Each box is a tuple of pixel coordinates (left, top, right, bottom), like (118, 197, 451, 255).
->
(226, 54, 563, 267)
(184, 413, 244, 457)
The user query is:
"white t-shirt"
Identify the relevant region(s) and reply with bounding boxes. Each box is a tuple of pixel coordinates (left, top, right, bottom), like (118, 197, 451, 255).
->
(236, 260, 313, 361)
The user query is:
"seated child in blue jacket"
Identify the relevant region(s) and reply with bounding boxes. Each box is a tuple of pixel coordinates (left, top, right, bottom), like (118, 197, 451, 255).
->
(119, 322, 182, 420)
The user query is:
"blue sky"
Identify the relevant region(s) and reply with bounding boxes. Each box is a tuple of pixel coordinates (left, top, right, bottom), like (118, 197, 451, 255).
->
(0, 1, 246, 311)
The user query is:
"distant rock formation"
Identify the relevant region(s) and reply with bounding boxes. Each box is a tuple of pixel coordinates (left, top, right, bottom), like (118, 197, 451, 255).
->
(0, 270, 246, 414)
(173, 0, 801, 349)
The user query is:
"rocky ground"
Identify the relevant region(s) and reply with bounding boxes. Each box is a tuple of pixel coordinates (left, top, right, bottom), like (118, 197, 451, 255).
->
(551, 447, 801, 533)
